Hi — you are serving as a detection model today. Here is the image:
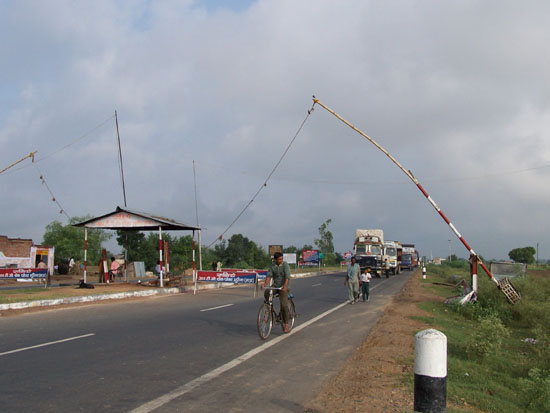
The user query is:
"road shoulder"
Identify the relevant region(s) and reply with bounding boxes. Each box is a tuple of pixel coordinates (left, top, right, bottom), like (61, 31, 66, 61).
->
(305, 269, 434, 412)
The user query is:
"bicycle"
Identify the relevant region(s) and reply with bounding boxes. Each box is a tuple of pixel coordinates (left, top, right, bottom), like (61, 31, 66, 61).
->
(257, 286, 296, 340)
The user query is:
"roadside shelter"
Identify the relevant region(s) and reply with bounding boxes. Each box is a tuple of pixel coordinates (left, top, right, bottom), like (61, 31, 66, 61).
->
(73, 206, 201, 288)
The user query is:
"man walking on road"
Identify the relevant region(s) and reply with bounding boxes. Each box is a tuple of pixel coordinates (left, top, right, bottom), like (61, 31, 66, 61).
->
(345, 256, 360, 304)
(262, 252, 292, 333)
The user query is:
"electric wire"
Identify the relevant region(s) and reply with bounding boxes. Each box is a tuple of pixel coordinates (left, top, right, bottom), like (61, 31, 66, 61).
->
(34, 163, 71, 220)
(1, 114, 115, 176)
(207, 102, 316, 248)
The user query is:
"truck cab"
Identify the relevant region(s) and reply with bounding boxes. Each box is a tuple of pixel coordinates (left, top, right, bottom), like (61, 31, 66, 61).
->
(401, 254, 413, 271)
(383, 241, 402, 275)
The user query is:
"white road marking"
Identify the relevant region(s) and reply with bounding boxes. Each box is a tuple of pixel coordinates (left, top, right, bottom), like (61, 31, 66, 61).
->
(311, 283, 322, 287)
(130, 279, 390, 413)
(0, 333, 95, 357)
(200, 303, 234, 312)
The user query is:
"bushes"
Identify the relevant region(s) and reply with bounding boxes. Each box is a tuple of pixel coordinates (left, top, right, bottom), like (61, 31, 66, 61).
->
(519, 368, 550, 411)
(465, 313, 509, 358)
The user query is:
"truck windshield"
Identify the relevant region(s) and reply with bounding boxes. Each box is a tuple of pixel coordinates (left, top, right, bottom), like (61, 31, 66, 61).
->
(371, 246, 382, 255)
(385, 247, 396, 256)
(355, 245, 367, 255)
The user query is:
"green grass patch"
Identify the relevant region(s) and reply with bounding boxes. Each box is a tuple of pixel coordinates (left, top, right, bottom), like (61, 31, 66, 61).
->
(416, 263, 550, 412)
(0, 287, 136, 304)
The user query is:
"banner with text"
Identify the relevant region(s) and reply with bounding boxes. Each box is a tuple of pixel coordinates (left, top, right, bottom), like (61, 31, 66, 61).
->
(0, 268, 48, 279)
(302, 250, 320, 264)
(197, 270, 257, 284)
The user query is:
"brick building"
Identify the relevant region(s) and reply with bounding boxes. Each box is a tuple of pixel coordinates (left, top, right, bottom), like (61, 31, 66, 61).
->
(0, 235, 53, 269)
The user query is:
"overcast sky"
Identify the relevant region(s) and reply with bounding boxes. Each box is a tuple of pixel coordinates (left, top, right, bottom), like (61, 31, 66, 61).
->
(1, 0, 549, 262)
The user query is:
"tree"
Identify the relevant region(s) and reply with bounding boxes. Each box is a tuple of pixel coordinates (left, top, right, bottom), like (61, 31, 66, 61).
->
(42, 216, 112, 265)
(314, 219, 335, 254)
(508, 247, 536, 264)
(116, 230, 147, 262)
(315, 219, 336, 265)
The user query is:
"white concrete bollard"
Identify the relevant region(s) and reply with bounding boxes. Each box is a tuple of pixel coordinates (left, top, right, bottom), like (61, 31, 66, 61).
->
(414, 329, 447, 412)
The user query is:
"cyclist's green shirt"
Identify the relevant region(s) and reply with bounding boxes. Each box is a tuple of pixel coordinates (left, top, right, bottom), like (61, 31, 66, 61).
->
(267, 261, 291, 288)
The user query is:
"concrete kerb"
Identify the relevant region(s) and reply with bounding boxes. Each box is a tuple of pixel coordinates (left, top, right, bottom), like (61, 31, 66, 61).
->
(0, 270, 341, 311)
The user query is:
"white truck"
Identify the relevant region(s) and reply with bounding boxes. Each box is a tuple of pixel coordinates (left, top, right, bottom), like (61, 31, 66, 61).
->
(353, 229, 384, 277)
(383, 240, 402, 275)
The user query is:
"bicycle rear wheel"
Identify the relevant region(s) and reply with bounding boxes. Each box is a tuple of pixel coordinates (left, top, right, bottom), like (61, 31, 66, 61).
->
(288, 299, 296, 330)
(257, 303, 273, 340)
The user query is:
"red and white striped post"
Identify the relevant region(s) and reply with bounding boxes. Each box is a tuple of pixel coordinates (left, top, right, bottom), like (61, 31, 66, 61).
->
(192, 230, 197, 295)
(158, 226, 164, 287)
(102, 248, 109, 283)
(470, 254, 478, 293)
(83, 227, 88, 283)
(164, 241, 170, 274)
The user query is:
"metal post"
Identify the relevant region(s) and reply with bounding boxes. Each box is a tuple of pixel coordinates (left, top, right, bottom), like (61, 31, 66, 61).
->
(158, 227, 164, 288)
(198, 229, 202, 270)
(414, 329, 447, 412)
(193, 230, 197, 295)
(84, 227, 88, 284)
(470, 254, 478, 294)
(164, 240, 170, 274)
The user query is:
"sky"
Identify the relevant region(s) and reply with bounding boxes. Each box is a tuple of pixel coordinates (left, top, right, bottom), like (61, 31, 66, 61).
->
(1, 0, 549, 262)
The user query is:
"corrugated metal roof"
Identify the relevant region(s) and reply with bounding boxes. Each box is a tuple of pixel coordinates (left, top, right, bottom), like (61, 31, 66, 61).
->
(72, 206, 200, 231)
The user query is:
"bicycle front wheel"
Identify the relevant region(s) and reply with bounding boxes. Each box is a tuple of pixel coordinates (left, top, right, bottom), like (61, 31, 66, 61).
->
(288, 299, 296, 330)
(257, 303, 273, 340)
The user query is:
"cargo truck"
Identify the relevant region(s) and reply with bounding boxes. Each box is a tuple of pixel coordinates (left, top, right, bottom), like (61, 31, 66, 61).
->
(353, 229, 384, 277)
(402, 244, 419, 270)
(383, 240, 402, 275)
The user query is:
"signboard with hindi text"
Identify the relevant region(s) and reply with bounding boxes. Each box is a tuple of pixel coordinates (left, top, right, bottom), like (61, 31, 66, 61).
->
(0, 268, 48, 279)
(197, 271, 257, 284)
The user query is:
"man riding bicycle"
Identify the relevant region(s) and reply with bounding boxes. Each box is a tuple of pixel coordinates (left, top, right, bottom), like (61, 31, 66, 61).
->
(262, 252, 291, 333)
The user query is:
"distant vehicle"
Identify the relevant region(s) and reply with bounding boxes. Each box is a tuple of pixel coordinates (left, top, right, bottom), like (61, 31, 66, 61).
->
(401, 254, 413, 271)
(383, 240, 402, 275)
(353, 229, 384, 277)
(402, 244, 419, 269)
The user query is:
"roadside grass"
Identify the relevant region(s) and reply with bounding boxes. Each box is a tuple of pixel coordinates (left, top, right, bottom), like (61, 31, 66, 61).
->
(0, 286, 144, 304)
(413, 263, 550, 412)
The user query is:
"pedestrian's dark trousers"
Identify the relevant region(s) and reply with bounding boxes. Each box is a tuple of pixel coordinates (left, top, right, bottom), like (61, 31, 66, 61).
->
(361, 282, 370, 301)
(264, 289, 290, 324)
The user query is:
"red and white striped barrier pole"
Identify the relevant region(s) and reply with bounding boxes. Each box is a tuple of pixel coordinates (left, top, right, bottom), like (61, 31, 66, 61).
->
(312, 97, 519, 302)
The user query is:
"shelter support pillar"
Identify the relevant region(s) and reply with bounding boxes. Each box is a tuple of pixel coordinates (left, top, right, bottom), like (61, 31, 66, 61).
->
(193, 230, 197, 295)
(198, 229, 202, 270)
(159, 226, 164, 288)
(84, 227, 88, 283)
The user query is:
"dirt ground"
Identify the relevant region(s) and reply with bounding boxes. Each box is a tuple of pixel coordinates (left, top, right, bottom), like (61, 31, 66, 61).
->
(305, 269, 436, 412)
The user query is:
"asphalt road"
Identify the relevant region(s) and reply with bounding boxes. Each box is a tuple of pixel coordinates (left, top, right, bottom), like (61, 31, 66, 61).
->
(0, 270, 414, 412)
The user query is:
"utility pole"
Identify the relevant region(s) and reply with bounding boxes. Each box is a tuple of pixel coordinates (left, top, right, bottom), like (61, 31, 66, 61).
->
(448, 240, 452, 262)
(536, 242, 539, 265)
